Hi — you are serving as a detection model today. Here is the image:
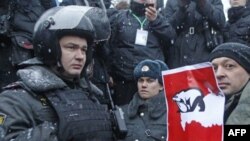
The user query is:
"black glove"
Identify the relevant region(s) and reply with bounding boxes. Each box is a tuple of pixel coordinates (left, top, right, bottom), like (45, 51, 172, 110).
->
(45, 89, 113, 141)
(178, 0, 191, 8)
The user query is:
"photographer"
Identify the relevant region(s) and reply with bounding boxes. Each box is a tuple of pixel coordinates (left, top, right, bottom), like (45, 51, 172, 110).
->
(163, 0, 226, 69)
(121, 59, 168, 141)
(107, 0, 176, 106)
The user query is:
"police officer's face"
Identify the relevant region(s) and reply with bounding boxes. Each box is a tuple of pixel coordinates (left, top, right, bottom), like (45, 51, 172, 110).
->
(212, 57, 250, 95)
(230, 0, 247, 7)
(59, 35, 87, 78)
(137, 77, 163, 99)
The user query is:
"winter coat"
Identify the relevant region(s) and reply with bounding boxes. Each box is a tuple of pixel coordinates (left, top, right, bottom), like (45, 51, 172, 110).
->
(223, 6, 250, 46)
(163, 0, 225, 68)
(0, 61, 112, 141)
(108, 10, 176, 81)
(121, 91, 167, 141)
(225, 81, 250, 124)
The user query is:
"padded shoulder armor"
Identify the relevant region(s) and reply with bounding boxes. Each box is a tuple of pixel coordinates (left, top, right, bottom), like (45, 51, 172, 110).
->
(17, 65, 67, 92)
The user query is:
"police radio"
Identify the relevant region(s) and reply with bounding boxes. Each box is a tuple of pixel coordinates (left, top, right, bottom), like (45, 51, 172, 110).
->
(106, 83, 128, 139)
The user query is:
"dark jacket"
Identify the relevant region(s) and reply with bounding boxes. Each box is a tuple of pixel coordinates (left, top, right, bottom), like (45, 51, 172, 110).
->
(108, 10, 176, 80)
(0, 60, 112, 141)
(223, 6, 250, 46)
(12, 0, 54, 35)
(121, 91, 167, 141)
(0, 0, 56, 91)
(163, 0, 225, 68)
(225, 81, 250, 124)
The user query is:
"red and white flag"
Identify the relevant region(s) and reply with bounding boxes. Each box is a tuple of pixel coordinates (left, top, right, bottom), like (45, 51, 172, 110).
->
(162, 62, 225, 141)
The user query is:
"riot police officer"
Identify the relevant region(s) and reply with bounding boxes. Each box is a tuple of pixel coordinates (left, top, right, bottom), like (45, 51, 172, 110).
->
(0, 6, 114, 141)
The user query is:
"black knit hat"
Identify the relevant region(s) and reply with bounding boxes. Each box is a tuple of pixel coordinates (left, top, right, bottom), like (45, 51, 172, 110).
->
(134, 59, 169, 84)
(209, 42, 250, 73)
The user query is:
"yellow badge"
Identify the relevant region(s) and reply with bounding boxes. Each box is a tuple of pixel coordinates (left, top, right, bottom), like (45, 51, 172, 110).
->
(0, 113, 6, 125)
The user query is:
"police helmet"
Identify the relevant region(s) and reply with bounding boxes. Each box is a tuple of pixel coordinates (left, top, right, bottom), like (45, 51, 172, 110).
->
(33, 6, 95, 68)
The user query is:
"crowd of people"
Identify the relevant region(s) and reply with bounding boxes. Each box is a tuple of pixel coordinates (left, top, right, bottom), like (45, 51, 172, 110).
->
(0, 0, 249, 140)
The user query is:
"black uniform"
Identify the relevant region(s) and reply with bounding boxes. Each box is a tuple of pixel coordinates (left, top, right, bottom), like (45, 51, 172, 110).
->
(0, 60, 113, 141)
(0, 5, 116, 141)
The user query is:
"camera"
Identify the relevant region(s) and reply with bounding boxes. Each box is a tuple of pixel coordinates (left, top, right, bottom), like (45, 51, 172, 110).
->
(110, 106, 128, 139)
(145, 3, 154, 8)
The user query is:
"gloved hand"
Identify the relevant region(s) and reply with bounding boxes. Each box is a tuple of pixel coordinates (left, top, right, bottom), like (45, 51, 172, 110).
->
(178, 0, 191, 8)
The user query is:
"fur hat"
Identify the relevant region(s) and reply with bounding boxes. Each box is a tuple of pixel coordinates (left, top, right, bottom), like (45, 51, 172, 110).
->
(134, 59, 169, 84)
(209, 42, 250, 73)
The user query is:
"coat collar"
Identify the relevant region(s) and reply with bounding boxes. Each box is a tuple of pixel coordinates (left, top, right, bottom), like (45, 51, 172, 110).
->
(226, 81, 250, 124)
(127, 91, 166, 119)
